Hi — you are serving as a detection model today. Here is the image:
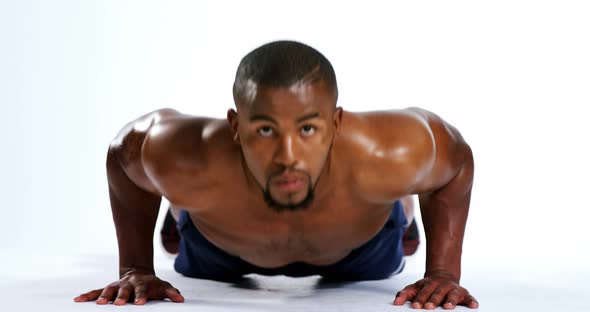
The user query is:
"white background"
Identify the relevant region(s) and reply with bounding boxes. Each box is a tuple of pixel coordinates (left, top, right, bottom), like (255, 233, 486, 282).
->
(1, 0, 589, 309)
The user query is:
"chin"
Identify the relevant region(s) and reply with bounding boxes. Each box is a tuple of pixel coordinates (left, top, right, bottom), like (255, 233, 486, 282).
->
(264, 190, 314, 213)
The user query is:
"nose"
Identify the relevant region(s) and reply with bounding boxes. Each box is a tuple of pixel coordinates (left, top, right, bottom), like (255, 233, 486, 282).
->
(273, 134, 300, 168)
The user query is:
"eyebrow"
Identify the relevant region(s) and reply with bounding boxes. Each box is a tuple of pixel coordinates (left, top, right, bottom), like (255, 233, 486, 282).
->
(297, 112, 321, 123)
(249, 112, 320, 124)
(249, 115, 277, 124)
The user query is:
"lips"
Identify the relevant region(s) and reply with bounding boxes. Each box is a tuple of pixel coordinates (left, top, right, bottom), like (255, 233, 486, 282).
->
(272, 174, 306, 192)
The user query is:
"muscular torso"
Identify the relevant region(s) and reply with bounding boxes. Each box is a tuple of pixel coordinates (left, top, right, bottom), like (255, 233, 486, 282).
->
(113, 108, 459, 268)
(178, 172, 393, 267)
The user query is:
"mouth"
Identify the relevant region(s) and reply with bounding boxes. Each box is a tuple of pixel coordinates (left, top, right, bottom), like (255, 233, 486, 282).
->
(272, 174, 306, 192)
(263, 171, 315, 212)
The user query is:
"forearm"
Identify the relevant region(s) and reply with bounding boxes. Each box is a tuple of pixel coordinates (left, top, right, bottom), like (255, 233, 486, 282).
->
(419, 145, 474, 281)
(106, 150, 162, 278)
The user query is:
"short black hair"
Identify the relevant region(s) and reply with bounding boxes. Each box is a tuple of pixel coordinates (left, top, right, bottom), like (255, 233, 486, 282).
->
(233, 40, 338, 106)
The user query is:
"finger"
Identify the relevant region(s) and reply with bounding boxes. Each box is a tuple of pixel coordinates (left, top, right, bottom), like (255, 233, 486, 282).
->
(412, 283, 438, 309)
(424, 285, 452, 310)
(393, 290, 413, 305)
(462, 294, 479, 309)
(133, 285, 148, 305)
(97, 286, 118, 305)
(74, 289, 103, 302)
(165, 287, 185, 303)
(393, 285, 418, 305)
(114, 286, 133, 306)
(443, 289, 461, 310)
(393, 290, 409, 306)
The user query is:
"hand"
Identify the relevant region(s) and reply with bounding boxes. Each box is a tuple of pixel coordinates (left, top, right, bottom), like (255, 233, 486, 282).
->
(73, 271, 185, 305)
(393, 272, 478, 310)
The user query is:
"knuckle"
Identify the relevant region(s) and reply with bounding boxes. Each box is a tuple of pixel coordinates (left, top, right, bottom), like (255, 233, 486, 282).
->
(430, 292, 444, 302)
(416, 294, 429, 301)
(104, 286, 117, 293)
(423, 284, 437, 293)
(134, 289, 146, 297)
(438, 285, 454, 295)
(134, 293, 145, 299)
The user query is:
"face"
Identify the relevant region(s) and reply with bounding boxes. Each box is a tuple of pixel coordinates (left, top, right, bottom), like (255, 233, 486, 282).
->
(228, 81, 342, 212)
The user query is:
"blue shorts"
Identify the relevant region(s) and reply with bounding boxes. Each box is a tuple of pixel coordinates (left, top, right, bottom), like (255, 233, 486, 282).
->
(174, 201, 407, 282)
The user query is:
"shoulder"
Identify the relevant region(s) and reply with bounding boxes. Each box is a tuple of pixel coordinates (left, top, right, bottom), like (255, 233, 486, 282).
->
(342, 108, 436, 171)
(339, 108, 437, 201)
(405, 107, 472, 193)
(142, 113, 236, 185)
(108, 108, 182, 193)
(108, 108, 238, 198)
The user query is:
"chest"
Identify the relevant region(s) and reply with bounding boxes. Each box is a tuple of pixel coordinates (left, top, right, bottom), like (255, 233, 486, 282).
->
(178, 188, 394, 266)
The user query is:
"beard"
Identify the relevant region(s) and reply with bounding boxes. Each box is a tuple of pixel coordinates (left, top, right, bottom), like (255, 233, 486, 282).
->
(263, 174, 315, 213)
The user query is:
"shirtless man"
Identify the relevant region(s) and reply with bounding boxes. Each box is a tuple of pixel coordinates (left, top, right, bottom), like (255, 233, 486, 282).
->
(74, 40, 478, 310)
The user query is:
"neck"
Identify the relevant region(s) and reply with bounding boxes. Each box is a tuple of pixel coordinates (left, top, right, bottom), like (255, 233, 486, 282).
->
(311, 145, 336, 203)
(239, 151, 263, 193)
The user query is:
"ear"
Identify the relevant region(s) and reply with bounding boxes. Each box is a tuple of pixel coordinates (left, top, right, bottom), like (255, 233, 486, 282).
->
(227, 109, 240, 144)
(332, 107, 343, 136)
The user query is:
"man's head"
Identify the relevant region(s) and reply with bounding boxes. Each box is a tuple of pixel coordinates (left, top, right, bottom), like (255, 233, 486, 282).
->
(228, 40, 343, 212)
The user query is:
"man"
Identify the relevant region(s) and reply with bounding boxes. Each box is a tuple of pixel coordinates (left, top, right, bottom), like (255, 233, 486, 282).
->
(74, 40, 478, 310)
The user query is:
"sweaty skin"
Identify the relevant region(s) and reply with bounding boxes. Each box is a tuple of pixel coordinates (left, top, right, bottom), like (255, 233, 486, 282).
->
(74, 82, 478, 309)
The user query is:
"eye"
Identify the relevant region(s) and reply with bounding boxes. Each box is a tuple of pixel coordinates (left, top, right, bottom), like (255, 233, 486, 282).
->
(257, 126, 274, 137)
(300, 125, 316, 137)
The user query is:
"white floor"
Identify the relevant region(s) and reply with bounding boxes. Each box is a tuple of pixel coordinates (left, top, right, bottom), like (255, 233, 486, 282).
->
(1, 246, 588, 312)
